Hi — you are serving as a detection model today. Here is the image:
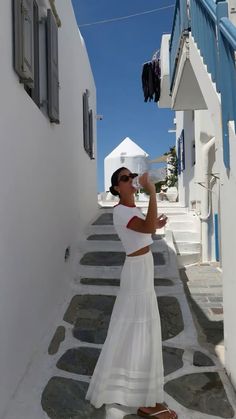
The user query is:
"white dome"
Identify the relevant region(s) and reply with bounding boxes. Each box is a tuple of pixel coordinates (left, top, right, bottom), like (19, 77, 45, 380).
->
(105, 137, 149, 159)
(104, 137, 149, 192)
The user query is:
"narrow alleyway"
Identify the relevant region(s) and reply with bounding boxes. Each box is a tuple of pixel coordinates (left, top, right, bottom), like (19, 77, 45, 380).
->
(4, 206, 236, 419)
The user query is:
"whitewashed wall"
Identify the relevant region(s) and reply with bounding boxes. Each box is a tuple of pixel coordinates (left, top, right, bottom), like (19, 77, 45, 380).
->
(194, 110, 220, 262)
(221, 122, 236, 388)
(0, 1, 97, 415)
(176, 110, 195, 207)
(176, 108, 220, 262)
(221, 8, 236, 385)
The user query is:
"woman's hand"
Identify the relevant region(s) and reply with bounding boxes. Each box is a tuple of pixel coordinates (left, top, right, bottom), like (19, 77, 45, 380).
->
(156, 214, 168, 229)
(138, 173, 156, 193)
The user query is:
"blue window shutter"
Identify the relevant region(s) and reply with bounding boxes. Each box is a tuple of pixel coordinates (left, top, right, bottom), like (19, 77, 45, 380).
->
(13, 0, 34, 86)
(177, 137, 181, 175)
(47, 9, 60, 123)
(182, 130, 185, 171)
(83, 91, 89, 153)
(89, 109, 95, 159)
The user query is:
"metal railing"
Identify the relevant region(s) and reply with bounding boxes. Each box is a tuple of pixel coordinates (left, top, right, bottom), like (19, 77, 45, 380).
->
(190, 0, 218, 88)
(169, 0, 190, 90)
(217, 5, 236, 167)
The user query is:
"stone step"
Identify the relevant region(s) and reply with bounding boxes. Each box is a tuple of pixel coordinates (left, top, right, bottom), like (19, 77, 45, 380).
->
(173, 230, 200, 242)
(76, 264, 175, 282)
(86, 225, 117, 235)
(92, 213, 113, 225)
(174, 241, 201, 254)
(79, 251, 167, 266)
(86, 233, 164, 241)
(168, 221, 196, 231)
(78, 240, 168, 253)
(62, 294, 184, 344)
(55, 346, 185, 378)
(142, 207, 189, 216)
(41, 369, 234, 419)
(177, 252, 201, 266)
(162, 213, 198, 220)
(79, 277, 174, 287)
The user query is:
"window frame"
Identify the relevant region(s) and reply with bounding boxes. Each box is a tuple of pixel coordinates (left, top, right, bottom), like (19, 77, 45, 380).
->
(12, 0, 60, 123)
(177, 129, 185, 174)
(83, 90, 95, 160)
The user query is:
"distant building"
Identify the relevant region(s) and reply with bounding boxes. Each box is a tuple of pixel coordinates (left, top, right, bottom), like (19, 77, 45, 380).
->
(104, 137, 149, 191)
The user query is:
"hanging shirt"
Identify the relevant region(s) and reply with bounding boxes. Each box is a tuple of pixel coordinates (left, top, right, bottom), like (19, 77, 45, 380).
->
(141, 59, 161, 102)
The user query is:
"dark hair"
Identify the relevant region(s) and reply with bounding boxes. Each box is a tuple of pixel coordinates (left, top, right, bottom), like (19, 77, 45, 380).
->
(109, 167, 127, 196)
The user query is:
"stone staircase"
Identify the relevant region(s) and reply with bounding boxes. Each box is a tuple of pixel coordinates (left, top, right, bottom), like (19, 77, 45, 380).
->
(142, 204, 201, 266)
(165, 209, 201, 267)
(37, 206, 235, 419)
(3, 206, 235, 419)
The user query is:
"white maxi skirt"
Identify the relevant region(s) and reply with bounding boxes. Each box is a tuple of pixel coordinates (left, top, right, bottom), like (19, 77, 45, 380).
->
(85, 250, 164, 408)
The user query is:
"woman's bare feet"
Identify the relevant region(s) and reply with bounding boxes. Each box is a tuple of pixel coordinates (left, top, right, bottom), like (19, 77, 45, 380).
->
(137, 402, 177, 418)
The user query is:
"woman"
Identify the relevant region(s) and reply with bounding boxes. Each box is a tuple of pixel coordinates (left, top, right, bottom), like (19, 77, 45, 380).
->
(86, 167, 177, 419)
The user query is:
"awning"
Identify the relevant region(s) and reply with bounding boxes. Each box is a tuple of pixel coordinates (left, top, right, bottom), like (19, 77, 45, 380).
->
(149, 154, 169, 163)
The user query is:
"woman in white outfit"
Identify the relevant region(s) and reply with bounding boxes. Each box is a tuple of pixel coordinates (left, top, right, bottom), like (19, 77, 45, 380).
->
(86, 167, 177, 419)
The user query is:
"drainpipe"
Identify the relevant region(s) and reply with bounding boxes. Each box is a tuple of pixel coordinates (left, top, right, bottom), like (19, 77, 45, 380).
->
(198, 136, 216, 262)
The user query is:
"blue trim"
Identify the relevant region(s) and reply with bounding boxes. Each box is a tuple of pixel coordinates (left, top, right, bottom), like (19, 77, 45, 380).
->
(190, 0, 218, 87)
(214, 213, 220, 261)
(182, 130, 185, 170)
(169, 0, 190, 91)
(217, 5, 236, 167)
(177, 137, 181, 174)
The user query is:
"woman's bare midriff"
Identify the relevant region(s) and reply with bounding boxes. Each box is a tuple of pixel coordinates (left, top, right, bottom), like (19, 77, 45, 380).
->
(127, 245, 150, 257)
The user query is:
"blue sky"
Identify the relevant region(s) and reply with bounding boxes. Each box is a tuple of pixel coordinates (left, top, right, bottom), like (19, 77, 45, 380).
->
(72, 1, 175, 192)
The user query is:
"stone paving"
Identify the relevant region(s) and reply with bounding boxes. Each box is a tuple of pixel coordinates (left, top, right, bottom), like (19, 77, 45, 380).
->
(179, 265, 224, 358)
(38, 208, 236, 419)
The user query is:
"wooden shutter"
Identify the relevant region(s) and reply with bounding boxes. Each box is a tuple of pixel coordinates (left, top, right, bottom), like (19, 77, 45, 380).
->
(13, 0, 34, 86)
(89, 109, 95, 159)
(177, 137, 181, 175)
(181, 130, 185, 171)
(47, 9, 59, 123)
(83, 91, 89, 153)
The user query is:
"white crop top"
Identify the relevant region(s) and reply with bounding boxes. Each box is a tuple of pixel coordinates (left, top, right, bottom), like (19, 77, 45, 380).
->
(113, 204, 153, 255)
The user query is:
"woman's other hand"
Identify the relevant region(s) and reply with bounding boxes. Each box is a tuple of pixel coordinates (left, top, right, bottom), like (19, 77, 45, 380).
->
(156, 214, 168, 229)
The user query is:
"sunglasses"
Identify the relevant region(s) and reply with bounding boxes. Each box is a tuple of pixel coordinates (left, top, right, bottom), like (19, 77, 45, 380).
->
(118, 173, 138, 183)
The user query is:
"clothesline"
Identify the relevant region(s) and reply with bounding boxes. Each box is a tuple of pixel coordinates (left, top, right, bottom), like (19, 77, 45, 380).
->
(79, 5, 175, 28)
(143, 50, 160, 65)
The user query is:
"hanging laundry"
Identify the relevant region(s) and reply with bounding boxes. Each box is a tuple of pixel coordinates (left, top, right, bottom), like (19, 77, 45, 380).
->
(141, 58, 161, 102)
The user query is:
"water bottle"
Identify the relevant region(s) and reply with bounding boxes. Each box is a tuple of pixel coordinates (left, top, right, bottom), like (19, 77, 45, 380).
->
(132, 170, 161, 189)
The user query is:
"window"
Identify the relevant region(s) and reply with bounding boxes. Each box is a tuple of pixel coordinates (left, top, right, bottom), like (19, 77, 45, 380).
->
(12, 0, 60, 123)
(83, 90, 95, 159)
(24, 0, 40, 107)
(192, 140, 196, 166)
(47, 9, 59, 123)
(177, 130, 185, 174)
(89, 109, 95, 159)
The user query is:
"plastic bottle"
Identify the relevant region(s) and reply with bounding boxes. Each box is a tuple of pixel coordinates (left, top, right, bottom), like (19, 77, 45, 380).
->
(132, 170, 161, 189)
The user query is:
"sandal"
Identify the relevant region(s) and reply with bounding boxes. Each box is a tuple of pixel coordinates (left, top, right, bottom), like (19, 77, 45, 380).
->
(137, 403, 178, 419)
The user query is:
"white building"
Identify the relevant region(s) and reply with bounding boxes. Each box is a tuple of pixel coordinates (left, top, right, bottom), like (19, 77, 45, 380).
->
(104, 137, 149, 191)
(0, 1, 97, 416)
(159, 0, 236, 389)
